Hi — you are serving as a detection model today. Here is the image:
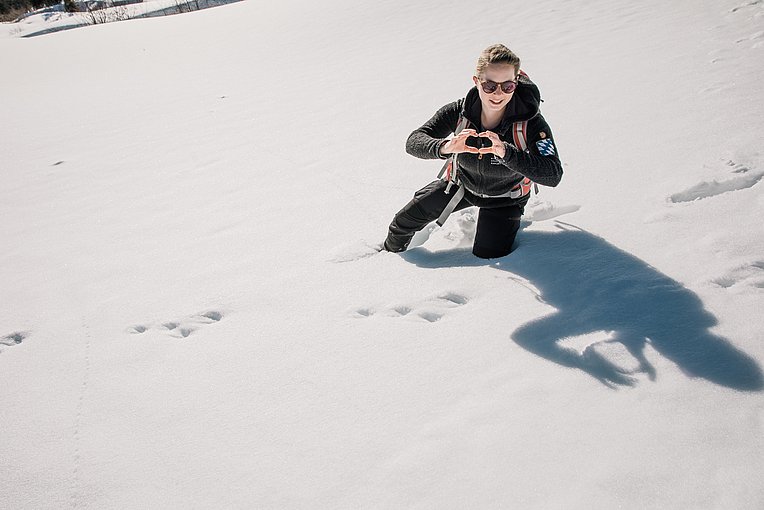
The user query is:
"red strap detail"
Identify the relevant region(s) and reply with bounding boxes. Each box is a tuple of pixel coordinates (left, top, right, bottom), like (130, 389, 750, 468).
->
(512, 121, 528, 151)
(512, 124, 521, 149)
(519, 177, 532, 196)
(509, 177, 533, 197)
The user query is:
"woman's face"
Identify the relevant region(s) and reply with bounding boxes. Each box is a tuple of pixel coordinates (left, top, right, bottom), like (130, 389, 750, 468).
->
(473, 63, 518, 114)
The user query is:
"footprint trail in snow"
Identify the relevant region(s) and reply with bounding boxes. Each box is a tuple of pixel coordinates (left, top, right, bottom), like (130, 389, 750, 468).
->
(128, 310, 224, 338)
(352, 292, 470, 323)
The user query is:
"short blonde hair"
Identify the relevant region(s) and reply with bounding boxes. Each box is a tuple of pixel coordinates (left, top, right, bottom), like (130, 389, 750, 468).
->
(475, 44, 521, 77)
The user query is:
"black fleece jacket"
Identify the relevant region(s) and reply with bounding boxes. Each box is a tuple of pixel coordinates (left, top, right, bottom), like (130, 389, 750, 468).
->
(406, 77, 563, 206)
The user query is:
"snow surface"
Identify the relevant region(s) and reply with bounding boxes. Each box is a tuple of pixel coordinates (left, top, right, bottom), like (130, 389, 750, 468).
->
(1, 0, 763, 508)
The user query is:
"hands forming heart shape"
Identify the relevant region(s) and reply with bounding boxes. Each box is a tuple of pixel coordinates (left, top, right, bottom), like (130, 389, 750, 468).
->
(466, 134, 492, 148)
(441, 128, 506, 159)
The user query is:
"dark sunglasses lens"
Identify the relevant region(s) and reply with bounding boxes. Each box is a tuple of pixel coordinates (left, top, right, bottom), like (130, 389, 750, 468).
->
(481, 80, 516, 94)
(501, 82, 517, 93)
(481, 81, 498, 93)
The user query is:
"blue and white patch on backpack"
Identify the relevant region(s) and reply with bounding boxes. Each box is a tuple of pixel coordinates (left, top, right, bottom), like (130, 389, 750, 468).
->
(535, 138, 556, 156)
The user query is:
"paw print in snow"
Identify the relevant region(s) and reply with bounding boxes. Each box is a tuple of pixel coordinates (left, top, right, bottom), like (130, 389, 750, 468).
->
(711, 261, 764, 290)
(1, 332, 27, 352)
(351, 293, 469, 323)
(128, 311, 224, 338)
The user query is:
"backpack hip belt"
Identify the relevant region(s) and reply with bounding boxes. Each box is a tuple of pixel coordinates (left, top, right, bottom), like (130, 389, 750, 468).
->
(462, 177, 533, 199)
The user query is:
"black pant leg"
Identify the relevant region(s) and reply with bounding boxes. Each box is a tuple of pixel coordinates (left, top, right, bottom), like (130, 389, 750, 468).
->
(472, 205, 523, 259)
(384, 180, 469, 252)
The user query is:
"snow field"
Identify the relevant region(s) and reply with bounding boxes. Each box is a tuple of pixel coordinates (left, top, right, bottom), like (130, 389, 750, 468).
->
(1, 0, 763, 508)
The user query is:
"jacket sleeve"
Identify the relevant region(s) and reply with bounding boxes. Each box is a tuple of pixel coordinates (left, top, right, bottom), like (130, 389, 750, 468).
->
(405, 100, 461, 160)
(499, 114, 563, 187)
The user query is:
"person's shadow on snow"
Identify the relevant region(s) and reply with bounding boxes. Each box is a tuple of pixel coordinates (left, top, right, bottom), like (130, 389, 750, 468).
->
(401, 221, 763, 391)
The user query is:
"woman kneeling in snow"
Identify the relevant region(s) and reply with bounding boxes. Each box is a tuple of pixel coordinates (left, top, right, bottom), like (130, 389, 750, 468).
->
(384, 44, 563, 258)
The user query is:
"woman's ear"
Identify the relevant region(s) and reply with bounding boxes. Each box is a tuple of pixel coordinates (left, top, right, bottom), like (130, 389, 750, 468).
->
(472, 76, 479, 86)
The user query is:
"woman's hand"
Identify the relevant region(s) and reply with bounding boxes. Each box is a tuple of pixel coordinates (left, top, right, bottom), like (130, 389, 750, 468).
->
(440, 129, 480, 156)
(476, 131, 506, 159)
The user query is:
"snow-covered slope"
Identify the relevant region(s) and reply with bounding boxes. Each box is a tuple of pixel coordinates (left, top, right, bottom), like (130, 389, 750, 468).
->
(1, 0, 763, 508)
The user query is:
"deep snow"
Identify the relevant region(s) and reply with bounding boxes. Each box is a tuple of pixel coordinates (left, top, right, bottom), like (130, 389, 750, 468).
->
(1, 0, 763, 508)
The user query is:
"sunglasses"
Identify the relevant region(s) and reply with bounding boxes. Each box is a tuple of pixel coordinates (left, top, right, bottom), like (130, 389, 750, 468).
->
(479, 79, 518, 94)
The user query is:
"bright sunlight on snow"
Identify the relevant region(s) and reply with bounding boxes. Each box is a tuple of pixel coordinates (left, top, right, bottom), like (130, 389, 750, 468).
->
(1, 0, 763, 508)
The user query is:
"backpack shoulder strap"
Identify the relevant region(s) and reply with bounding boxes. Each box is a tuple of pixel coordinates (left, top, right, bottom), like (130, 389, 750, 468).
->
(512, 120, 528, 151)
(437, 113, 470, 182)
(510, 120, 540, 195)
(454, 114, 470, 134)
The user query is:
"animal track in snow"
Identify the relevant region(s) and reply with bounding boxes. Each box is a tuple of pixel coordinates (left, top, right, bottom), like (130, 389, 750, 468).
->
(351, 293, 470, 323)
(128, 310, 224, 338)
(670, 161, 762, 203)
(730, 0, 762, 14)
(711, 262, 764, 290)
(1, 331, 27, 350)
